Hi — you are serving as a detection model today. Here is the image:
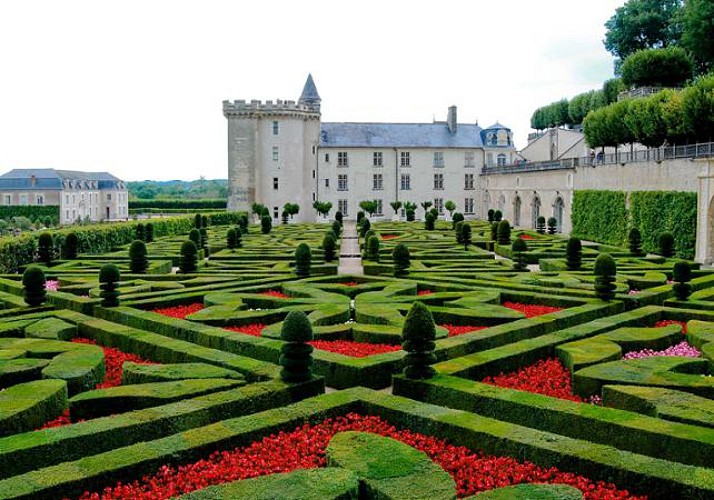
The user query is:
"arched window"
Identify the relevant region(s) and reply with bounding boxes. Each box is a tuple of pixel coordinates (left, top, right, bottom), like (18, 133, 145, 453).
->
(554, 197, 565, 232)
(513, 196, 521, 227)
(497, 154, 507, 166)
(532, 195, 541, 229)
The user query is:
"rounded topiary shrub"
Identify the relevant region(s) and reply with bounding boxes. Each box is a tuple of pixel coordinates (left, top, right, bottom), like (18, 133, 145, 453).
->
(493, 210, 503, 222)
(356, 211, 365, 225)
(227, 228, 238, 250)
(145, 222, 154, 243)
(392, 243, 410, 278)
(547, 217, 558, 234)
(536, 216, 546, 234)
(672, 261, 692, 300)
(261, 215, 272, 234)
(201, 215, 209, 228)
(512, 236, 528, 271)
(135, 223, 145, 242)
(628, 227, 643, 256)
(22, 266, 47, 307)
(322, 233, 336, 262)
(194, 213, 202, 229)
(295, 243, 311, 278)
(487, 209, 495, 223)
(189, 228, 201, 248)
(401, 302, 436, 379)
(367, 235, 380, 262)
(279, 310, 314, 383)
(658, 231, 675, 258)
(360, 218, 371, 238)
(461, 223, 472, 250)
(179, 240, 198, 273)
(424, 212, 435, 230)
(129, 240, 149, 274)
(63, 232, 78, 260)
(593, 253, 617, 301)
(406, 209, 415, 222)
(497, 220, 511, 245)
(98, 264, 121, 307)
(566, 237, 582, 270)
(37, 232, 54, 265)
(429, 207, 439, 219)
(331, 220, 341, 239)
(451, 212, 464, 230)
(335, 211, 343, 226)
(239, 214, 249, 234)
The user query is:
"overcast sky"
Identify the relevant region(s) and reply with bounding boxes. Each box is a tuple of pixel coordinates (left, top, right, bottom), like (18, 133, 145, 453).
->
(0, 0, 625, 181)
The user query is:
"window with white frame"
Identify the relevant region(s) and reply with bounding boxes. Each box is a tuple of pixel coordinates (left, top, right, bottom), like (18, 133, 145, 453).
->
(272, 121, 279, 135)
(374, 199, 383, 216)
(465, 151, 475, 167)
(400, 173, 411, 190)
(36, 195, 44, 205)
(273, 206, 279, 219)
(400, 151, 410, 167)
(497, 154, 507, 166)
(373, 152, 383, 167)
(338, 199, 348, 217)
(4, 195, 11, 205)
(433, 173, 444, 190)
(272, 146, 279, 161)
(433, 151, 444, 167)
(373, 173, 383, 190)
(338, 152, 348, 167)
(464, 173, 474, 190)
(464, 198, 474, 214)
(434, 198, 444, 215)
(337, 174, 348, 191)
(19, 194, 28, 204)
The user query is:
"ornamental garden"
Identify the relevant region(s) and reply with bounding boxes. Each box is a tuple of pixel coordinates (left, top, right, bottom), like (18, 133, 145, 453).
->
(1, 211, 714, 499)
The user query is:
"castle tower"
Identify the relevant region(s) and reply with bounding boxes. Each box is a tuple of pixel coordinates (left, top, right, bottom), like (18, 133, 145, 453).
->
(223, 75, 321, 220)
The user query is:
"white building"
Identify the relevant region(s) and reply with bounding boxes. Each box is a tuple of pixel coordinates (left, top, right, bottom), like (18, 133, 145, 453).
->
(224, 75, 516, 221)
(0, 168, 129, 223)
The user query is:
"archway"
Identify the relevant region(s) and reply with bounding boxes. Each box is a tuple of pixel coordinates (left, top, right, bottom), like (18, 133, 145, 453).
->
(498, 194, 506, 213)
(513, 196, 522, 227)
(553, 197, 564, 232)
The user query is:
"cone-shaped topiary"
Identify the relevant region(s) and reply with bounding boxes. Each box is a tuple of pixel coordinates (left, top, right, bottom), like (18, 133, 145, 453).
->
(227, 228, 237, 249)
(497, 220, 511, 245)
(129, 240, 149, 273)
(512, 237, 528, 271)
(295, 243, 311, 277)
(566, 237, 582, 270)
(360, 218, 371, 238)
(261, 215, 272, 234)
(461, 223, 472, 250)
(234, 226, 242, 248)
(424, 212, 435, 230)
(593, 253, 617, 301)
(628, 227, 642, 256)
(451, 212, 464, 230)
(98, 264, 121, 307)
(239, 214, 249, 234)
(487, 209, 495, 223)
(179, 240, 198, 273)
(393, 243, 410, 277)
(356, 211, 365, 225)
(37, 232, 54, 265)
(658, 231, 675, 258)
(145, 223, 154, 243)
(279, 310, 314, 383)
(455, 221, 464, 244)
(547, 217, 558, 234)
(490, 221, 498, 242)
(331, 220, 341, 239)
(401, 302, 437, 379)
(135, 223, 145, 242)
(536, 216, 546, 234)
(63, 232, 78, 260)
(335, 211, 343, 225)
(194, 213, 202, 229)
(322, 232, 336, 262)
(367, 235, 380, 262)
(201, 215, 208, 228)
(22, 266, 47, 307)
(188, 228, 201, 247)
(672, 261, 692, 300)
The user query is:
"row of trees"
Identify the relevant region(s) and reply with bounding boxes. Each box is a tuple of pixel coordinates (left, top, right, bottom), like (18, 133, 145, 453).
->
(583, 73, 714, 148)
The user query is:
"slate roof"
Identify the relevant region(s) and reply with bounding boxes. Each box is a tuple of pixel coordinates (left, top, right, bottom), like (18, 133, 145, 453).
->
(319, 122, 485, 148)
(299, 74, 321, 105)
(0, 168, 123, 190)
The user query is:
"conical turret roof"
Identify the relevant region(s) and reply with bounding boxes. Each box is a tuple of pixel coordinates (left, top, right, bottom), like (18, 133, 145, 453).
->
(299, 74, 321, 106)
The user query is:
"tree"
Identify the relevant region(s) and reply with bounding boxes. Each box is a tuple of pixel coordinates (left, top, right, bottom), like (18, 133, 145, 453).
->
(261, 215, 272, 234)
(145, 223, 154, 243)
(680, 73, 714, 143)
(37, 232, 54, 265)
(390, 201, 403, 216)
(451, 212, 464, 230)
(189, 228, 201, 248)
(512, 237, 528, 271)
(313, 201, 333, 218)
(420, 201, 433, 219)
(444, 200, 456, 218)
(295, 243, 312, 278)
(22, 266, 46, 307)
(392, 243, 410, 278)
(424, 212, 436, 230)
(63, 232, 78, 260)
(283, 203, 300, 220)
(227, 228, 238, 250)
(335, 211, 343, 225)
(547, 217, 558, 235)
(461, 223, 472, 250)
(566, 237, 583, 270)
(359, 200, 378, 218)
(360, 217, 371, 238)
(366, 235, 380, 262)
(322, 233, 336, 262)
(497, 220, 511, 245)
(251, 203, 268, 221)
(98, 264, 121, 307)
(179, 240, 198, 273)
(629, 227, 644, 256)
(620, 47, 693, 88)
(594, 253, 618, 301)
(401, 302, 437, 379)
(135, 223, 145, 242)
(672, 261, 692, 300)
(279, 310, 314, 383)
(129, 240, 149, 273)
(603, 0, 682, 63)
(194, 213, 202, 229)
(680, 0, 714, 74)
(658, 231, 675, 257)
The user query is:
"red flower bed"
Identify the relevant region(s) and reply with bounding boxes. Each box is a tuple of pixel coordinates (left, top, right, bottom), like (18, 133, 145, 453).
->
(37, 409, 74, 430)
(381, 234, 399, 240)
(482, 358, 583, 403)
(440, 324, 488, 337)
(224, 324, 266, 337)
(308, 340, 401, 358)
(340, 282, 360, 287)
(72, 338, 156, 389)
(503, 301, 563, 318)
(77, 413, 644, 500)
(417, 289, 434, 296)
(654, 319, 687, 334)
(262, 290, 288, 299)
(519, 234, 535, 240)
(151, 303, 204, 320)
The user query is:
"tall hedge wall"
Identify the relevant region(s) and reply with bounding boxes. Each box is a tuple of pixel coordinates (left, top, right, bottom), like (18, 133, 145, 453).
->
(129, 199, 226, 210)
(629, 191, 697, 259)
(0, 212, 243, 273)
(571, 191, 628, 246)
(0, 206, 59, 221)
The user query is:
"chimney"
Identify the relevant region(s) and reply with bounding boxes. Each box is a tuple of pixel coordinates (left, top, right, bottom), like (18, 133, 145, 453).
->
(447, 106, 457, 134)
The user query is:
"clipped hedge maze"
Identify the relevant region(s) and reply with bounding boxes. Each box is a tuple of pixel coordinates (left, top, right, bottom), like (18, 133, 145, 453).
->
(0, 219, 713, 498)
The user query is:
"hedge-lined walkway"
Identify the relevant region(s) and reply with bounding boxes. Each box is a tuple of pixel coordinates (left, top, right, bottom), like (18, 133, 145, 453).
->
(338, 221, 363, 276)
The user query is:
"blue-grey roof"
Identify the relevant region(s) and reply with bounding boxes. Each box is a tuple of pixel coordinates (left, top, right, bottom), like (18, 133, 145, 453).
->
(483, 122, 510, 130)
(319, 122, 485, 148)
(0, 168, 122, 190)
(299, 74, 320, 104)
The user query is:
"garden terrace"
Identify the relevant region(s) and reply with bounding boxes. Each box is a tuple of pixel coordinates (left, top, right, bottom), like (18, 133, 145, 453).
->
(0, 217, 713, 498)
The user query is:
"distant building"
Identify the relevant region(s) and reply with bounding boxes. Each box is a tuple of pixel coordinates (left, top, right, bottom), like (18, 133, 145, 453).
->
(223, 75, 516, 221)
(0, 168, 129, 223)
